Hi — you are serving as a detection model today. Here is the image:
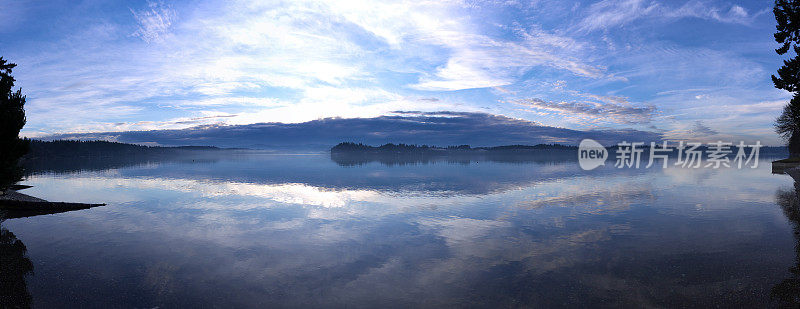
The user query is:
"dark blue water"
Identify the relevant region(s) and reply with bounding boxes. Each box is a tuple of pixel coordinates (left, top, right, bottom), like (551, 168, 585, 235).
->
(2, 153, 799, 307)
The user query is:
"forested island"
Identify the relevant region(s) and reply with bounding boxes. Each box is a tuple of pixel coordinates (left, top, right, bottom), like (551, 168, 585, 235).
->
(329, 142, 578, 166)
(329, 142, 790, 166)
(331, 142, 576, 153)
(331, 142, 789, 155)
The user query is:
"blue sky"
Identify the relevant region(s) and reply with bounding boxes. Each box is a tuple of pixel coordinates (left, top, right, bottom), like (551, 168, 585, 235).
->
(0, 0, 789, 145)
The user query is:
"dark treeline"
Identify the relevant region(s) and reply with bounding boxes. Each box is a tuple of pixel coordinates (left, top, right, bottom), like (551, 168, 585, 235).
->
(329, 142, 789, 167)
(331, 142, 787, 154)
(21, 140, 231, 175)
(0, 57, 28, 191)
(331, 142, 576, 153)
(25, 139, 221, 158)
(330, 153, 578, 167)
(330, 142, 577, 167)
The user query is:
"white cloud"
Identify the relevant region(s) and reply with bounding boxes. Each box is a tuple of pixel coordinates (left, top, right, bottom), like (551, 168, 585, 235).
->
(5, 0, 782, 143)
(578, 0, 660, 31)
(411, 26, 608, 91)
(21, 0, 603, 134)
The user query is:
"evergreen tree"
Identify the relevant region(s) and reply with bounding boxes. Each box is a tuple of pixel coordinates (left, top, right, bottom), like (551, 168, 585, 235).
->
(774, 1, 800, 157)
(0, 57, 29, 193)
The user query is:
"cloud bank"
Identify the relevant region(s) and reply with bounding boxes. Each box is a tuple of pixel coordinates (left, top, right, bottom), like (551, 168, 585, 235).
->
(46, 112, 662, 148)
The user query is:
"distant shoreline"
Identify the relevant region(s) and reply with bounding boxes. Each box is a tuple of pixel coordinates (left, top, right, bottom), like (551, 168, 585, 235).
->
(19, 139, 792, 157)
(329, 143, 577, 166)
(23, 139, 245, 159)
(330, 142, 790, 155)
(330, 142, 576, 154)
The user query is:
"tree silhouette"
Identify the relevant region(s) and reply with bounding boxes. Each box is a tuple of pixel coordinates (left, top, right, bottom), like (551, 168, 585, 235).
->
(773, 1, 800, 157)
(0, 57, 29, 193)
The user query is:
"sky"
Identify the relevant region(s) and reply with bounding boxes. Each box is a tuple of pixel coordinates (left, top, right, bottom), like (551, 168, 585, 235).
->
(0, 0, 790, 145)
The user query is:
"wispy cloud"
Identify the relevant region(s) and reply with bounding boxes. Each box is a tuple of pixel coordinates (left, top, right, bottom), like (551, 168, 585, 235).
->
(578, 0, 661, 31)
(130, 1, 176, 43)
(516, 97, 657, 124)
(690, 120, 718, 135)
(577, 0, 765, 31)
(411, 26, 609, 91)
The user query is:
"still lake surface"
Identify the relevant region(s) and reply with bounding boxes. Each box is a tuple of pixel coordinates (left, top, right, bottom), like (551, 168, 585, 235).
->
(3, 152, 800, 307)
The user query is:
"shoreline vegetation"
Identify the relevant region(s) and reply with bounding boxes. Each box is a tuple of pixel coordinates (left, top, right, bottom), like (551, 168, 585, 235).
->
(330, 142, 577, 153)
(330, 142, 789, 155)
(330, 142, 578, 166)
(9, 139, 793, 170)
(14, 139, 793, 158)
(25, 139, 228, 158)
(330, 142, 580, 166)
(331, 142, 578, 154)
(20, 140, 245, 174)
(331, 142, 790, 166)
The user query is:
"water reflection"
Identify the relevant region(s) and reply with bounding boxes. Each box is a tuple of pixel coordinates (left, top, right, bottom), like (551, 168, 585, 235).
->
(24, 152, 652, 197)
(773, 175, 800, 306)
(0, 203, 107, 308)
(22, 150, 227, 175)
(0, 214, 33, 308)
(4, 154, 799, 307)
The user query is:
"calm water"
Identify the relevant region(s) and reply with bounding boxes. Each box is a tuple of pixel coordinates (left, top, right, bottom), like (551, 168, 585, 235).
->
(3, 152, 800, 307)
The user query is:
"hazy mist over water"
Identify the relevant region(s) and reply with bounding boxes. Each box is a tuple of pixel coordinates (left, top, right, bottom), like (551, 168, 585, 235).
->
(3, 152, 800, 307)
